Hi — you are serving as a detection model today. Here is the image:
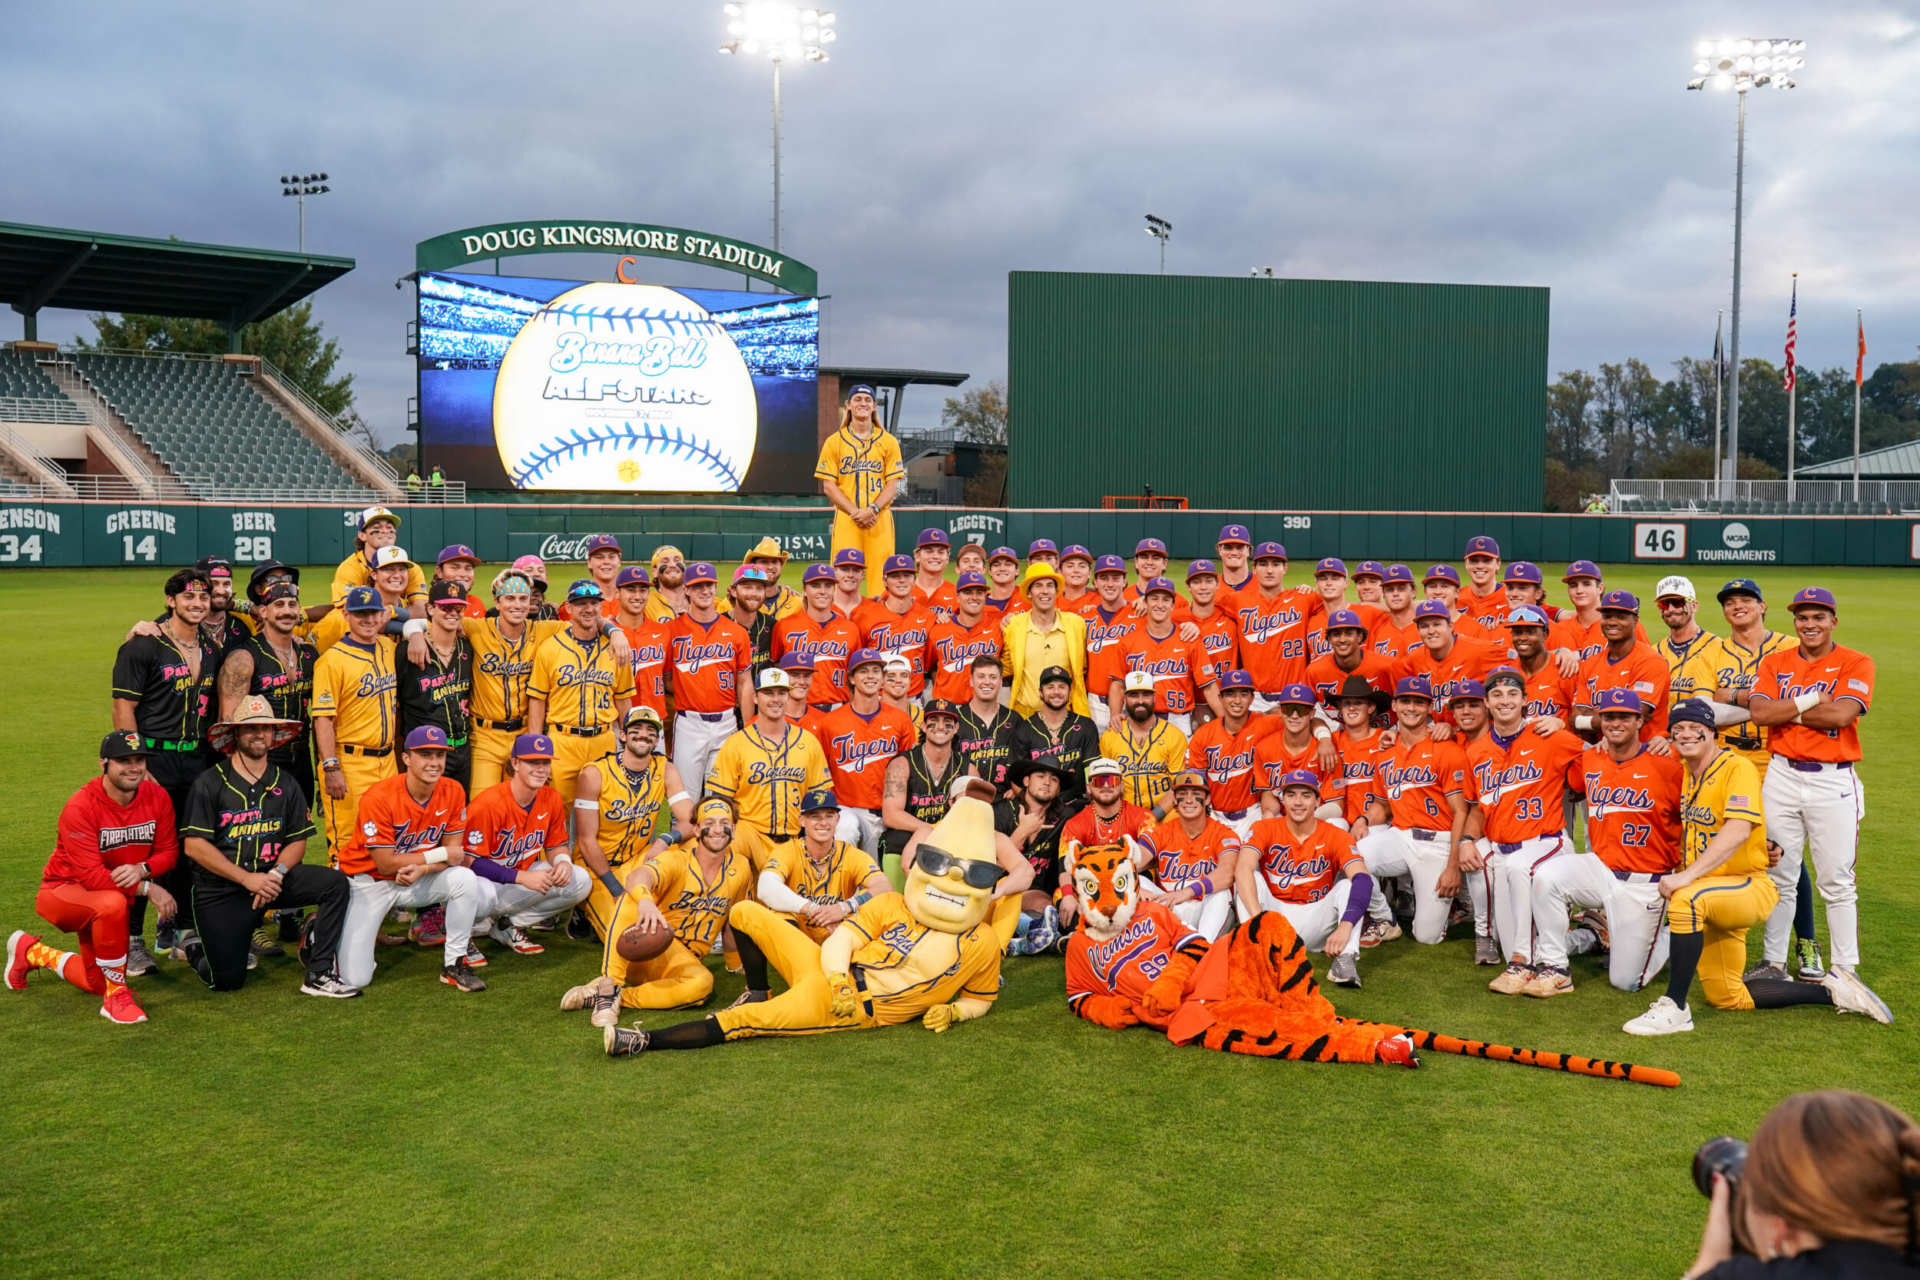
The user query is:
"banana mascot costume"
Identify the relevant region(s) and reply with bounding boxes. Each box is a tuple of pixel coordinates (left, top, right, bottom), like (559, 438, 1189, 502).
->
(605, 797, 1007, 1057)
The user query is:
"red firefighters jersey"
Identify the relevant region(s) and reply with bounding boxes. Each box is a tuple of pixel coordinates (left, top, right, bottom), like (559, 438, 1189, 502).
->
(1394, 634, 1507, 721)
(1111, 626, 1217, 715)
(926, 615, 1002, 705)
(665, 614, 752, 715)
(912, 579, 957, 624)
(1569, 743, 1684, 875)
(1081, 604, 1141, 704)
(615, 617, 671, 720)
(1462, 727, 1585, 843)
(1577, 642, 1672, 742)
(1303, 650, 1396, 708)
(462, 780, 569, 872)
(1245, 816, 1364, 905)
(1189, 607, 1241, 681)
(1331, 728, 1386, 824)
(1457, 584, 1510, 633)
(1064, 899, 1203, 1028)
(1149, 814, 1239, 887)
(1184, 715, 1278, 816)
(42, 777, 180, 892)
(1376, 735, 1469, 832)
(1305, 600, 1391, 662)
(1060, 802, 1158, 856)
(770, 610, 861, 708)
(818, 703, 917, 810)
(1753, 643, 1875, 763)
(1232, 586, 1325, 692)
(855, 599, 936, 697)
(1252, 733, 1323, 796)
(338, 774, 467, 879)
(1515, 657, 1580, 722)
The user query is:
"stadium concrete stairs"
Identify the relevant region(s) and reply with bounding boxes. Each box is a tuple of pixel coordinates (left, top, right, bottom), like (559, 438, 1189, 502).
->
(35, 357, 175, 496)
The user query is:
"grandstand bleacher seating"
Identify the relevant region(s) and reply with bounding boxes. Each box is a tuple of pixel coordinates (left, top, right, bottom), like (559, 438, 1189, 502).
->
(70, 354, 366, 492)
(0, 349, 87, 421)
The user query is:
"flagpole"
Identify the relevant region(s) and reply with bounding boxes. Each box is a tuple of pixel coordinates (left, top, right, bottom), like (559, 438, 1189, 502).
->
(1783, 273, 1798, 505)
(1786, 378, 1797, 502)
(1854, 308, 1864, 502)
(1711, 310, 1724, 496)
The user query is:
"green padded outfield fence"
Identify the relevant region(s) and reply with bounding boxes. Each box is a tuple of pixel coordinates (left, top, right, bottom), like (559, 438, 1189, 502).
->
(0, 502, 1915, 570)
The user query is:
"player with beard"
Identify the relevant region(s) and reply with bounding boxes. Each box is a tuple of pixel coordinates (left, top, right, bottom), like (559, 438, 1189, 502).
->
(218, 581, 318, 801)
(995, 759, 1075, 954)
(645, 546, 689, 622)
(726, 565, 776, 685)
(1101, 673, 1187, 817)
(1008, 665, 1101, 792)
(743, 538, 804, 620)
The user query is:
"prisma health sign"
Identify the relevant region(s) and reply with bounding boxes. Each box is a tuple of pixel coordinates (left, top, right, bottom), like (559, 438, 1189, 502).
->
(416, 271, 819, 493)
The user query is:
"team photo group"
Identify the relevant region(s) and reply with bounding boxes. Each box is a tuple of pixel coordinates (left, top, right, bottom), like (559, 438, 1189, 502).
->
(9, 387, 1894, 1061)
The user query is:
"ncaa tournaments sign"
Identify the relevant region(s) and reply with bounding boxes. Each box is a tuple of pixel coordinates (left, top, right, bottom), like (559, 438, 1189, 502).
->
(415, 220, 818, 295)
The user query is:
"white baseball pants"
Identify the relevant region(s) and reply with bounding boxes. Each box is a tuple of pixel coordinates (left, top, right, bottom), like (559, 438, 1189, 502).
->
(836, 806, 883, 856)
(472, 862, 592, 929)
(1762, 761, 1864, 968)
(1144, 879, 1235, 941)
(1249, 878, 1362, 957)
(1212, 809, 1256, 842)
(1161, 711, 1192, 737)
(1530, 853, 1669, 991)
(1467, 834, 1570, 962)
(1355, 826, 1453, 944)
(675, 711, 737, 799)
(1089, 699, 1112, 734)
(341, 867, 478, 988)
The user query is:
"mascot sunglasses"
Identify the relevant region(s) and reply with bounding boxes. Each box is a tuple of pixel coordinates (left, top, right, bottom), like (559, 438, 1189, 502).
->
(914, 846, 1007, 890)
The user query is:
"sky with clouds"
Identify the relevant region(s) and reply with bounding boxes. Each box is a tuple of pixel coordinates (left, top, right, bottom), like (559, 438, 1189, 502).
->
(5, 1, 1917, 443)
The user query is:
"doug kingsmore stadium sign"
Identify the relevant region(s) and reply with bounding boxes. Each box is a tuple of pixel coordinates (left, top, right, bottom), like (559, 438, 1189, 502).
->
(414, 220, 819, 295)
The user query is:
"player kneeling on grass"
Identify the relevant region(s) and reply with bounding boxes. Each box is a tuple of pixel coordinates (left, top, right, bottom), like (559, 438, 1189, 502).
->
(175, 697, 358, 997)
(7, 731, 180, 1024)
(563, 798, 752, 1027)
(1621, 700, 1891, 1037)
(756, 789, 895, 946)
(604, 798, 1007, 1057)
(336, 726, 486, 993)
(1354, 676, 1470, 946)
(462, 734, 591, 959)
(1235, 771, 1370, 988)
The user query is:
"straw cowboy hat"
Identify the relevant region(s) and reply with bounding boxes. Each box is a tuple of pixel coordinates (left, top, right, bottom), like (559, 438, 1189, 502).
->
(208, 695, 304, 755)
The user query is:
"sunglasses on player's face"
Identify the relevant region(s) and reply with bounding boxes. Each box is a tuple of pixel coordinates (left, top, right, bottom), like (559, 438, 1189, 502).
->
(914, 846, 1008, 889)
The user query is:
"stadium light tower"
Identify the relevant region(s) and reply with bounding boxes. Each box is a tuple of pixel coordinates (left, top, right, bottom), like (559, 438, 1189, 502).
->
(281, 172, 331, 254)
(1687, 38, 1803, 497)
(719, 4, 836, 255)
(1145, 215, 1171, 273)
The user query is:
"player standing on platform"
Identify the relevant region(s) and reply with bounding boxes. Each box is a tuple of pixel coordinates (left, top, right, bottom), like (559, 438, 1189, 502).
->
(816, 384, 902, 595)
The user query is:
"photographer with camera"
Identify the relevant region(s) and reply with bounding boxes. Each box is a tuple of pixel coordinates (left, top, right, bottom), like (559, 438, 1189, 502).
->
(1686, 1090, 1920, 1278)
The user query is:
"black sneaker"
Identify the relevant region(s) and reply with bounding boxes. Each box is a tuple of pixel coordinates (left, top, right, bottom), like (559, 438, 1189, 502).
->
(299, 971, 362, 999)
(566, 907, 593, 941)
(277, 910, 304, 944)
(605, 1025, 650, 1057)
(440, 959, 487, 992)
(250, 927, 286, 959)
(155, 923, 179, 953)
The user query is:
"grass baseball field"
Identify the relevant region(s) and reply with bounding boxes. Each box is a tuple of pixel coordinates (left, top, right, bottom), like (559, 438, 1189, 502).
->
(2, 562, 1914, 1279)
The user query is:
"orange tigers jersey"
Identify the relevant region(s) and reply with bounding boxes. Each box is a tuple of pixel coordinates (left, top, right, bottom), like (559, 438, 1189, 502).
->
(817, 703, 917, 810)
(1516, 658, 1581, 722)
(770, 611, 860, 707)
(1753, 643, 1874, 763)
(1461, 727, 1584, 843)
(1252, 733, 1322, 796)
(1369, 616, 1421, 664)
(1111, 627, 1216, 715)
(912, 579, 958, 623)
(1569, 743, 1683, 875)
(462, 780, 569, 870)
(1457, 584, 1510, 633)
(1393, 634, 1507, 722)
(1081, 604, 1141, 703)
(926, 616, 1002, 705)
(1184, 715, 1278, 815)
(1553, 614, 1652, 663)
(1377, 735, 1468, 832)
(336, 774, 466, 879)
(1064, 899, 1204, 1016)
(615, 616, 671, 720)
(855, 600, 936, 697)
(1244, 816, 1363, 904)
(1302, 651, 1395, 708)
(666, 614, 752, 715)
(1149, 814, 1239, 886)
(1233, 586, 1326, 692)
(1576, 642, 1671, 742)
(1190, 608, 1241, 681)
(1305, 600, 1391, 662)
(1331, 729, 1386, 823)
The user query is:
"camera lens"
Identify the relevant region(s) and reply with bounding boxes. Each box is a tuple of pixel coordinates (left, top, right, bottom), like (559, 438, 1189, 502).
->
(1692, 1136, 1748, 1196)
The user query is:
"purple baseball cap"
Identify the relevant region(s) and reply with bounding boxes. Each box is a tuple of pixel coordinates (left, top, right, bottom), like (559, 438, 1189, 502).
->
(1789, 586, 1838, 613)
(511, 732, 555, 760)
(1253, 541, 1288, 561)
(915, 528, 950, 548)
(1382, 564, 1415, 585)
(832, 548, 866, 569)
(801, 563, 836, 585)
(436, 543, 479, 566)
(1503, 561, 1543, 585)
(1279, 769, 1323, 793)
(1326, 608, 1367, 633)
(1276, 682, 1317, 706)
(1424, 564, 1460, 585)
(1027, 539, 1059, 557)
(1412, 600, 1452, 620)
(1464, 536, 1500, 559)
(1314, 557, 1348, 577)
(682, 562, 718, 586)
(1599, 589, 1640, 614)
(1562, 560, 1603, 583)
(1394, 675, 1436, 701)
(1218, 669, 1255, 691)
(881, 554, 915, 576)
(988, 545, 1019, 564)
(1133, 537, 1168, 556)
(848, 647, 886, 671)
(1217, 524, 1251, 546)
(1595, 687, 1646, 714)
(779, 651, 816, 672)
(1451, 679, 1487, 701)
(1353, 560, 1387, 580)
(1185, 558, 1219, 580)
(404, 725, 450, 751)
(583, 533, 622, 555)
(955, 570, 989, 590)
(615, 566, 651, 588)
(1060, 544, 1093, 564)
(1504, 605, 1550, 628)
(1093, 554, 1127, 575)
(566, 578, 603, 602)
(1141, 576, 1178, 597)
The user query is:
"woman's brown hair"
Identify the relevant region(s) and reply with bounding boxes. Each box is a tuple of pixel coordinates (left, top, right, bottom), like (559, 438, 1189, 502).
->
(1740, 1090, 1920, 1256)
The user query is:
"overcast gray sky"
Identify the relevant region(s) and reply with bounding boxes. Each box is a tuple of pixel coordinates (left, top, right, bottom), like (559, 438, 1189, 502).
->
(5, 2, 1917, 443)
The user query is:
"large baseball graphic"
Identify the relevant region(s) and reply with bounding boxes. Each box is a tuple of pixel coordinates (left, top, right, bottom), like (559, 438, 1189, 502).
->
(493, 282, 757, 491)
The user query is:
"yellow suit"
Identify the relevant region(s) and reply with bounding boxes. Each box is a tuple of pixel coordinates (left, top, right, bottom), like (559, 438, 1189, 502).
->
(815, 427, 903, 595)
(1000, 608, 1090, 717)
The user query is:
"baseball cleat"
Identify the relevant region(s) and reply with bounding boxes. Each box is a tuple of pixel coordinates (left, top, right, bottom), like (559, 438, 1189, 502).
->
(1023, 906, 1060, 956)
(1488, 963, 1533, 995)
(6, 930, 37, 990)
(727, 988, 770, 1010)
(124, 937, 158, 977)
(409, 905, 447, 947)
(277, 909, 304, 943)
(1360, 917, 1402, 948)
(1374, 1032, 1419, 1068)
(1623, 995, 1693, 1036)
(489, 922, 544, 956)
(154, 923, 178, 953)
(566, 908, 593, 940)
(440, 960, 487, 992)
(1522, 966, 1575, 998)
(299, 971, 361, 998)
(560, 984, 593, 1011)
(1473, 936, 1502, 965)
(462, 941, 488, 968)
(1742, 962, 1792, 985)
(250, 927, 285, 959)
(1447, 899, 1471, 929)
(1573, 908, 1610, 952)
(525, 914, 557, 933)
(100, 985, 148, 1024)
(1329, 954, 1361, 988)
(1821, 969, 1893, 1024)
(1794, 938, 1827, 980)
(605, 1024, 650, 1057)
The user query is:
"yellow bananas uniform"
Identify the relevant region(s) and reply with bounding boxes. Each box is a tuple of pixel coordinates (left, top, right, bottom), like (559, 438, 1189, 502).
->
(597, 837, 752, 1010)
(706, 723, 830, 872)
(309, 636, 398, 857)
(529, 629, 634, 807)
(1100, 719, 1189, 810)
(463, 617, 570, 793)
(763, 840, 885, 942)
(1670, 749, 1778, 1011)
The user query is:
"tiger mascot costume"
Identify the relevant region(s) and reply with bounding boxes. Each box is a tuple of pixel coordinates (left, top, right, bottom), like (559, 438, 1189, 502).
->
(1062, 841, 1683, 1086)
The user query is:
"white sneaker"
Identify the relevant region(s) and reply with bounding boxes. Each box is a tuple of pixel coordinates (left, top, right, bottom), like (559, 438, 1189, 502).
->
(1821, 969, 1894, 1024)
(1623, 995, 1694, 1036)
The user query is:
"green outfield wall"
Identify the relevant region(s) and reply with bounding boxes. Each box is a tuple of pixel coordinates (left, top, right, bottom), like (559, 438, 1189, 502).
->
(0, 502, 1915, 571)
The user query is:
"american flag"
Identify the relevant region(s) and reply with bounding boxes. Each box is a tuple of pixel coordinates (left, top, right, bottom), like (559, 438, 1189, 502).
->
(1783, 277, 1798, 392)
